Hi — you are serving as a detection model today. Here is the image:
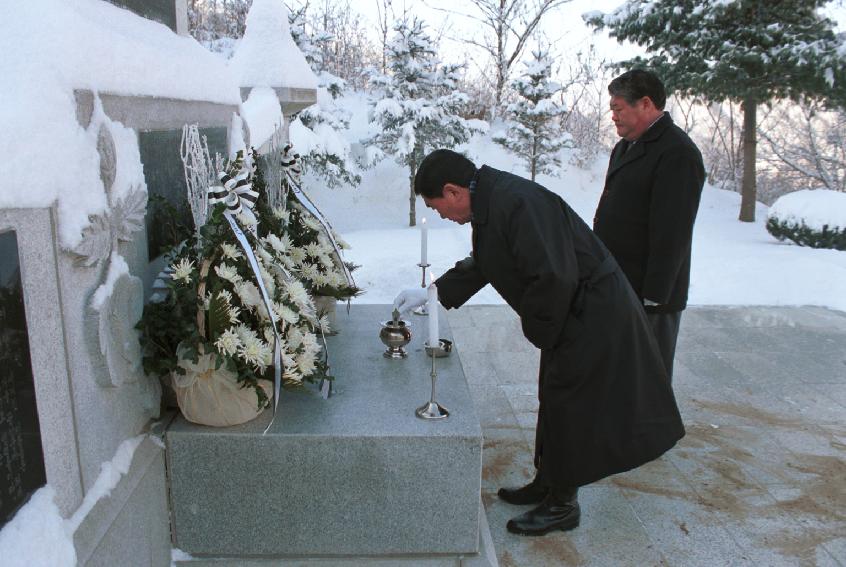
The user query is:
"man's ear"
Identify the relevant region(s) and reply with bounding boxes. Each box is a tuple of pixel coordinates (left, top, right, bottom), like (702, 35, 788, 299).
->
(442, 183, 465, 199)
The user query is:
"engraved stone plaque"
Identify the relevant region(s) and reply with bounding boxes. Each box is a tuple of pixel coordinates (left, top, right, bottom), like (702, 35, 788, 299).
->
(0, 231, 46, 528)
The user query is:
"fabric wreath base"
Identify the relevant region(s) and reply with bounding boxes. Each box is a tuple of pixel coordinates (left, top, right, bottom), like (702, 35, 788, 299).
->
(173, 352, 272, 427)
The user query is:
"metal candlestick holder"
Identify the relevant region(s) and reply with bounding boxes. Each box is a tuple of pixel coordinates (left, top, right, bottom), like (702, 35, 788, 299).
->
(415, 339, 450, 420)
(412, 262, 431, 315)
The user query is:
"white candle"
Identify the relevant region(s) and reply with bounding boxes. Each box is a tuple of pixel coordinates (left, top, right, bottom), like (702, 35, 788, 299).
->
(427, 274, 438, 348)
(420, 217, 428, 265)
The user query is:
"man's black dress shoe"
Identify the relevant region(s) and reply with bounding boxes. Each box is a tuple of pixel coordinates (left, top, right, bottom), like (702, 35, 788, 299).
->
(497, 477, 548, 505)
(506, 489, 580, 536)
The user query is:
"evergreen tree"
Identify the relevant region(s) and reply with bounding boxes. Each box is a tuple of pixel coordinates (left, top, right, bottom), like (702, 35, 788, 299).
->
(586, 0, 846, 222)
(365, 17, 484, 226)
(288, 6, 361, 188)
(494, 48, 572, 181)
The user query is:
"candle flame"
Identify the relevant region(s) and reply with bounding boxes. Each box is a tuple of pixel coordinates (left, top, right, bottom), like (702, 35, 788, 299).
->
(429, 272, 436, 284)
(421, 217, 427, 225)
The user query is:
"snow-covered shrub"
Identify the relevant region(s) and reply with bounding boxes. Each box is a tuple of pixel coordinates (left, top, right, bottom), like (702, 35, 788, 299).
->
(766, 189, 846, 251)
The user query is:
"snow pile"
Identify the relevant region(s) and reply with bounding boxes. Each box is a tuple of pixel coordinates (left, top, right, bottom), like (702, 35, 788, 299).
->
(228, 0, 318, 90)
(0, 0, 234, 248)
(767, 189, 846, 231)
(0, 435, 146, 567)
(240, 87, 284, 149)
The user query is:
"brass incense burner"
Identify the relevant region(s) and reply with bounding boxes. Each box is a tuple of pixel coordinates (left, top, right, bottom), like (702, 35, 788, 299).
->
(380, 309, 412, 359)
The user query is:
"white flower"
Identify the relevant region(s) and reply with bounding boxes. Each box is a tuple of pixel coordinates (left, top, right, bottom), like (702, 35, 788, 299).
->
(301, 262, 320, 281)
(296, 351, 316, 376)
(301, 331, 320, 353)
(235, 281, 262, 310)
(284, 279, 311, 310)
(239, 335, 272, 370)
(236, 211, 257, 228)
(319, 254, 334, 269)
(304, 217, 323, 232)
(273, 302, 299, 325)
(313, 272, 330, 288)
(215, 263, 241, 284)
(235, 323, 257, 344)
(272, 207, 290, 222)
(287, 327, 304, 350)
(220, 243, 243, 260)
(257, 245, 274, 265)
(227, 304, 242, 324)
(264, 234, 287, 255)
(305, 242, 324, 258)
(283, 368, 303, 385)
(170, 258, 195, 284)
(333, 233, 351, 250)
(215, 328, 242, 356)
(289, 247, 307, 265)
(217, 289, 233, 304)
(259, 264, 276, 297)
(317, 314, 332, 334)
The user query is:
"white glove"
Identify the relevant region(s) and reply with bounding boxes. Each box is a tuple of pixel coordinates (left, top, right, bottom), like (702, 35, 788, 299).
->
(393, 287, 428, 315)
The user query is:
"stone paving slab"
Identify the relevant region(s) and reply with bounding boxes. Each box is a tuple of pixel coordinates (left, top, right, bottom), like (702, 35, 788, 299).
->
(447, 305, 846, 567)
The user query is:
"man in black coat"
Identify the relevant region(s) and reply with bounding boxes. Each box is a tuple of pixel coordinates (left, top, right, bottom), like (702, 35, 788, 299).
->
(394, 149, 684, 536)
(594, 69, 705, 379)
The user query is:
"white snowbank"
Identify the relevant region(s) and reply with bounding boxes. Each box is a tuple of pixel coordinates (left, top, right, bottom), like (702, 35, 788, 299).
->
(0, 434, 147, 567)
(767, 188, 846, 231)
(228, 0, 318, 90)
(240, 87, 284, 150)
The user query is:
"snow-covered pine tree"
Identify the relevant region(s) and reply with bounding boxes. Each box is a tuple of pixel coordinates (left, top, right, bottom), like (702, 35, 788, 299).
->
(494, 48, 572, 181)
(288, 6, 361, 188)
(365, 16, 483, 226)
(586, 0, 846, 222)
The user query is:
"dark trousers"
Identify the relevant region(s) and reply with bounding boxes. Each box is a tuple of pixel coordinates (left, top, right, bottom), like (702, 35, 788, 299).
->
(646, 311, 682, 382)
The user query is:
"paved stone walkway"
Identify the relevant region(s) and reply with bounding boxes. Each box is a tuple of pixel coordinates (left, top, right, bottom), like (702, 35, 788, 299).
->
(446, 305, 846, 567)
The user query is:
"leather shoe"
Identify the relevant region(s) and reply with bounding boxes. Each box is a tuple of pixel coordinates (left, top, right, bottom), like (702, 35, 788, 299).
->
(497, 477, 548, 505)
(506, 489, 580, 536)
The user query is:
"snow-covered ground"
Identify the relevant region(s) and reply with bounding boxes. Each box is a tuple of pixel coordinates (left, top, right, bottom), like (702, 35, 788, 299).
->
(305, 93, 846, 313)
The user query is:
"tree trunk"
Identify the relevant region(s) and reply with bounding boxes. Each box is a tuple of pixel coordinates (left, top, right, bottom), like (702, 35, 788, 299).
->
(739, 96, 757, 222)
(408, 159, 417, 227)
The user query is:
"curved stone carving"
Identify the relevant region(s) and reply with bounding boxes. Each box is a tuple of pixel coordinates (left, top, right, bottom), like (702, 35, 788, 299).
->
(97, 124, 117, 195)
(96, 272, 144, 387)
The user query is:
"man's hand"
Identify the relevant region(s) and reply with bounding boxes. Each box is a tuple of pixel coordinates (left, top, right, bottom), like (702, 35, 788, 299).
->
(393, 288, 428, 315)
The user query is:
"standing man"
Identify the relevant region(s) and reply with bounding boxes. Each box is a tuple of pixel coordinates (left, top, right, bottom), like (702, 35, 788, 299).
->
(594, 69, 705, 380)
(394, 149, 684, 536)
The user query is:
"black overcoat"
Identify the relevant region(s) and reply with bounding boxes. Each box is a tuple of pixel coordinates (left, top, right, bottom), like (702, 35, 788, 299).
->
(593, 113, 705, 313)
(436, 166, 684, 487)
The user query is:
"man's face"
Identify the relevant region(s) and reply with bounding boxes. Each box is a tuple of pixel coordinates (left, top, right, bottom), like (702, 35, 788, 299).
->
(423, 185, 472, 224)
(609, 95, 653, 141)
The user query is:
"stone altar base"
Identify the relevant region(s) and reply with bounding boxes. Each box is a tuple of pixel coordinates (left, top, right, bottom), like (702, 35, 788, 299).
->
(166, 305, 496, 566)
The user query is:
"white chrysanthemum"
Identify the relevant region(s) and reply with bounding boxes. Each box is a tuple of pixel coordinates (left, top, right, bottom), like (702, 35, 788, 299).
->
(264, 234, 287, 255)
(301, 262, 320, 281)
(272, 207, 291, 222)
(284, 280, 311, 309)
(235, 281, 262, 310)
(216, 289, 233, 304)
(304, 242, 324, 258)
(281, 351, 296, 368)
(289, 247, 307, 265)
(280, 254, 296, 270)
(239, 335, 271, 370)
(301, 331, 319, 352)
(235, 323, 257, 344)
(333, 233, 351, 250)
(283, 368, 303, 385)
(258, 264, 276, 297)
(287, 326, 304, 350)
(236, 211, 257, 227)
(263, 326, 275, 344)
(227, 304, 242, 324)
(215, 263, 241, 284)
(256, 245, 274, 266)
(220, 243, 243, 260)
(273, 302, 299, 325)
(313, 272, 330, 288)
(296, 351, 316, 376)
(319, 254, 334, 269)
(170, 258, 195, 284)
(215, 328, 242, 356)
(279, 233, 293, 250)
(317, 314, 332, 334)
(304, 217, 323, 232)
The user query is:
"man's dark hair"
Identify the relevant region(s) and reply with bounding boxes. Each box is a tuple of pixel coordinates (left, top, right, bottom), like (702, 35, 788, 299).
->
(608, 69, 667, 110)
(414, 149, 477, 198)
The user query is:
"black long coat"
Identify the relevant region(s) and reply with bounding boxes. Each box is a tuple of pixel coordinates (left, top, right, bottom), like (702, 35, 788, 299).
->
(593, 113, 705, 313)
(436, 166, 684, 487)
